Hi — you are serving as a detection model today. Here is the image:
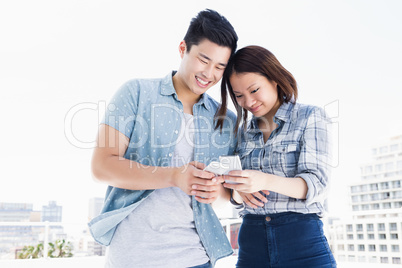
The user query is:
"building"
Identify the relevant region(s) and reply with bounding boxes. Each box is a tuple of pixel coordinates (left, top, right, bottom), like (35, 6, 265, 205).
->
(0, 201, 65, 259)
(88, 197, 103, 221)
(0, 203, 35, 222)
(41, 201, 62, 222)
(0, 202, 40, 259)
(87, 198, 106, 256)
(330, 135, 402, 265)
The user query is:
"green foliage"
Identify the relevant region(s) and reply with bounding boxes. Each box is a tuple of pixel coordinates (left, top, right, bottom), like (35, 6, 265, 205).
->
(48, 239, 73, 258)
(17, 243, 43, 259)
(17, 239, 73, 259)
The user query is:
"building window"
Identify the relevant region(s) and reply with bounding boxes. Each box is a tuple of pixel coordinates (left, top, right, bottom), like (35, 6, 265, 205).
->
(376, 164, 383, 172)
(381, 192, 390, 199)
(351, 186, 360, 193)
(370, 183, 378, 191)
(383, 202, 391, 209)
(357, 234, 364, 240)
(390, 144, 399, 152)
(368, 245, 376, 251)
(378, 223, 385, 231)
(347, 234, 354, 240)
(368, 234, 375, 240)
(361, 184, 369, 192)
(380, 245, 388, 252)
(386, 162, 394, 170)
(391, 245, 400, 252)
(348, 255, 356, 262)
(381, 182, 389, 189)
(379, 234, 387, 240)
(392, 257, 401, 264)
(365, 165, 373, 174)
(390, 233, 398, 240)
(379, 146, 388, 154)
(348, 244, 355, 251)
(352, 205, 359, 211)
(358, 256, 366, 262)
(346, 225, 353, 232)
(366, 224, 374, 232)
(371, 204, 380, 210)
(370, 193, 379, 201)
(389, 223, 397, 231)
(397, 160, 402, 169)
(358, 245, 365, 251)
(381, 257, 389, 263)
(337, 245, 345, 251)
(356, 224, 363, 232)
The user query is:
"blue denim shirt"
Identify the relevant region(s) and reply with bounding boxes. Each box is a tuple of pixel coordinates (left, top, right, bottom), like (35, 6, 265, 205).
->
(237, 102, 332, 217)
(88, 72, 237, 265)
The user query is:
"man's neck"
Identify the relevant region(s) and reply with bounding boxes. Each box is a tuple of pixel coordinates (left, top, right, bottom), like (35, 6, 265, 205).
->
(172, 74, 202, 114)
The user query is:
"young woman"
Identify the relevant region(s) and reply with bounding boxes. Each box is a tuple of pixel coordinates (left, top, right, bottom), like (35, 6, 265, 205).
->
(215, 45, 336, 268)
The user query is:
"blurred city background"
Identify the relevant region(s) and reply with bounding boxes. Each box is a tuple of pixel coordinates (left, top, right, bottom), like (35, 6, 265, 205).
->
(1, 0, 402, 267)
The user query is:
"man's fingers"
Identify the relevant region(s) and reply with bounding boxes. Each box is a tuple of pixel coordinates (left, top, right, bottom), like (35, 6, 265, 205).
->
(194, 195, 215, 204)
(190, 161, 207, 170)
(191, 184, 219, 192)
(194, 169, 215, 179)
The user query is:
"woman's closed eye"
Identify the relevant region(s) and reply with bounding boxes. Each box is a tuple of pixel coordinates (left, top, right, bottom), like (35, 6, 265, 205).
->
(251, 88, 259, 94)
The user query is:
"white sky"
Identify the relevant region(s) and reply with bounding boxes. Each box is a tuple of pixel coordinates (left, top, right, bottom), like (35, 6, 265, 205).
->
(1, 0, 402, 223)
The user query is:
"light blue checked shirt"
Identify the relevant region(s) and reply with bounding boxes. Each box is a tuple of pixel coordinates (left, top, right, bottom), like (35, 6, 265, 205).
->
(237, 102, 332, 217)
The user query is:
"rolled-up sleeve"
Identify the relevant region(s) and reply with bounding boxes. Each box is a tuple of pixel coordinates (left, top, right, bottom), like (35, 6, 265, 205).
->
(296, 107, 332, 206)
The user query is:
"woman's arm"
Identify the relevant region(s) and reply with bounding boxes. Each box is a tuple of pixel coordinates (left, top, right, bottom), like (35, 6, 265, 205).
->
(223, 107, 331, 202)
(223, 171, 307, 199)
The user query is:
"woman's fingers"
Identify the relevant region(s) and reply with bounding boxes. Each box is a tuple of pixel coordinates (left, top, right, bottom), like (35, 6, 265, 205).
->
(242, 193, 265, 208)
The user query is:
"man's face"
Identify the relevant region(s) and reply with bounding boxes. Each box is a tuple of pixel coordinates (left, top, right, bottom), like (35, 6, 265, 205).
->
(176, 39, 232, 96)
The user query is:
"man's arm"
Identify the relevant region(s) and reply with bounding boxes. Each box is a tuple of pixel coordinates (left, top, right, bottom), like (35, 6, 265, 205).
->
(91, 124, 221, 202)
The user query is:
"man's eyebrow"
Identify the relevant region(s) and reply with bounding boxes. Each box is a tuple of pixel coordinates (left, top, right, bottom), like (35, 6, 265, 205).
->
(199, 53, 227, 67)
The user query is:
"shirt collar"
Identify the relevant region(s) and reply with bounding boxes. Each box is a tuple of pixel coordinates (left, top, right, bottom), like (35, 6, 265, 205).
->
(160, 71, 211, 111)
(250, 102, 294, 128)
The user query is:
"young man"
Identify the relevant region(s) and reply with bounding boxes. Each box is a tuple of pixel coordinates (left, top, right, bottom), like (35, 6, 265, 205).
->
(89, 9, 238, 268)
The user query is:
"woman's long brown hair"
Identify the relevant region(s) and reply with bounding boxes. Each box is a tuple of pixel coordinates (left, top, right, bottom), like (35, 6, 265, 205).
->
(215, 45, 298, 134)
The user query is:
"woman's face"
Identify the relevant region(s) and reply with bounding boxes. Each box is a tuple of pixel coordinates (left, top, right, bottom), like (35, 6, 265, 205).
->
(230, 72, 280, 120)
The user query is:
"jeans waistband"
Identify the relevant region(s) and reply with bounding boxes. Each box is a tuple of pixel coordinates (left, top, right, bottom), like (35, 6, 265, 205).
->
(242, 212, 319, 225)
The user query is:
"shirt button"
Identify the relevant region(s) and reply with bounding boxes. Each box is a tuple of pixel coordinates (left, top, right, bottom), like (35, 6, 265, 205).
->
(265, 216, 271, 222)
(174, 130, 178, 134)
(168, 153, 172, 157)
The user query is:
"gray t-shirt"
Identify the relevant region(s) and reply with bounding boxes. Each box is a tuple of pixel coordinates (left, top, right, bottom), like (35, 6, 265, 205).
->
(105, 113, 209, 268)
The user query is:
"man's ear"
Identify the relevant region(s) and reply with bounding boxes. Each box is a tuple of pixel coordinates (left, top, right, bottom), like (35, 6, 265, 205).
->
(179, 40, 187, 58)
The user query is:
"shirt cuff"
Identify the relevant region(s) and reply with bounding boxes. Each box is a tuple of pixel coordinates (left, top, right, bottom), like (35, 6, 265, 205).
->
(296, 173, 320, 206)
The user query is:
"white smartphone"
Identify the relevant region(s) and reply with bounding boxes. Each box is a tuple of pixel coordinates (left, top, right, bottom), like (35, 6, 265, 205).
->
(203, 155, 242, 184)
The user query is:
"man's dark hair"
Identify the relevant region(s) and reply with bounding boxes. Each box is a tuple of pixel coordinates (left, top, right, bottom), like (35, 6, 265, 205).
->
(184, 9, 238, 54)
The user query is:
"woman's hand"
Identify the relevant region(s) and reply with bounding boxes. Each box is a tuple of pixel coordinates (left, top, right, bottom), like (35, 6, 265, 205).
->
(223, 170, 270, 193)
(237, 190, 270, 209)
